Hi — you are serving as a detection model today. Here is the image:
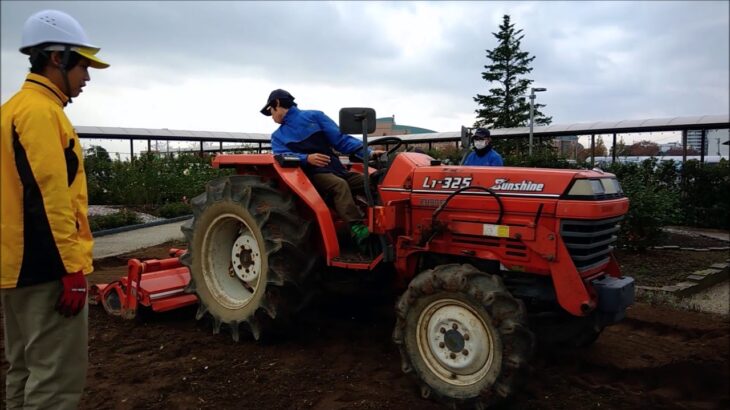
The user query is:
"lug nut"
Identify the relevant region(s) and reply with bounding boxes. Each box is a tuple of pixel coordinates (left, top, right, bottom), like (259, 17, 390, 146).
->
(464, 334, 470, 341)
(440, 328, 446, 334)
(237, 265, 242, 269)
(462, 349, 469, 356)
(439, 342, 445, 348)
(450, 353, 456, 359)
(452, 323, 458, 330)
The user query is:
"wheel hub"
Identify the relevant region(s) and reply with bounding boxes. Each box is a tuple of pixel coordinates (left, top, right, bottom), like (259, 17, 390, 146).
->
(417, 298, 496, 385)
(231, 232, 261, 282)
(443, 329, 465, 353)
(201, 213, 264, 310)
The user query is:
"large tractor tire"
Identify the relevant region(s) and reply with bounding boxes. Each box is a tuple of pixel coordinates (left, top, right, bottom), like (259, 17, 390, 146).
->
(393, 264, 534, 408)
(180, 175, 317, 341)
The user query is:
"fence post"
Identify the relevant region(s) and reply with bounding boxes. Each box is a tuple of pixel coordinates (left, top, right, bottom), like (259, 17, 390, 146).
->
(590, 134, 595, 168)
(700, 129, 706, 165)
(611, 133, 617, 164)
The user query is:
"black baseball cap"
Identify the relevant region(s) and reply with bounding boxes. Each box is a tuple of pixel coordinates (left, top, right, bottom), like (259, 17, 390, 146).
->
(474, 128, 491, 139)
(260, 89, 295, 116)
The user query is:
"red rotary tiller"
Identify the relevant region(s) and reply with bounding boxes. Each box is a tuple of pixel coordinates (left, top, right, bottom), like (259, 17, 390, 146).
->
(90, 248, 197, 319)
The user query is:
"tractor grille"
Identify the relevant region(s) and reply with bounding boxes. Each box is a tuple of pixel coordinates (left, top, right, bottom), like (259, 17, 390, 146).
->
(560, 216, 622, 273)
(452, 234, 529, 260)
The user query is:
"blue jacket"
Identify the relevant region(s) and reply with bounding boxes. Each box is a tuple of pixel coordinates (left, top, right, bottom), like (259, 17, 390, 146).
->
(463, 148, 503, 166)
(271, 107, 368, 176)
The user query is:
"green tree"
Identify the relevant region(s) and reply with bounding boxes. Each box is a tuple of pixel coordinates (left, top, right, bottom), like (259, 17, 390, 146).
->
(474, 14, 551, 129)
(610, 137, 629, 157)
(577, 136, 608, 162)
(84, 145, 113, 204)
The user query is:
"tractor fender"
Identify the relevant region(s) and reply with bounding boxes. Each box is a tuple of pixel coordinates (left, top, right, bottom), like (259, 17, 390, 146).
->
(214, 154, 340, 262)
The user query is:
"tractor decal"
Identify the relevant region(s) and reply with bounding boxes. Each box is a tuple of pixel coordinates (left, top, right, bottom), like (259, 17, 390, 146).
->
(490, 178, 545, 192)
(417, 198, 447, 208)
(421, 176, 473, 189)
(411, 189, 559, 198)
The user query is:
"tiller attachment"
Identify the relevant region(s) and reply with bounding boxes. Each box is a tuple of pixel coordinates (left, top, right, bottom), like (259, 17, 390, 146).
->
(90, 248, 197, 319)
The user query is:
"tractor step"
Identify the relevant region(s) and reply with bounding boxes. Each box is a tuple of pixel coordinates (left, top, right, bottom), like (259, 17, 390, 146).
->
(331, 252, 383, 270)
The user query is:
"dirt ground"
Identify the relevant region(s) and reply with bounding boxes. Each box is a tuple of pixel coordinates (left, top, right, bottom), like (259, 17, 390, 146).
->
(2, 232, 728, 410)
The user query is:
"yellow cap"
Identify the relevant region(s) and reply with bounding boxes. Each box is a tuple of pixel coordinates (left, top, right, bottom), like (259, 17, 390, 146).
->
(73, 47, 109, 69)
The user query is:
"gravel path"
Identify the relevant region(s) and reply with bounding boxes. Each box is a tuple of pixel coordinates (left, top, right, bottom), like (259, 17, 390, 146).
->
(88, 205, 164, 224)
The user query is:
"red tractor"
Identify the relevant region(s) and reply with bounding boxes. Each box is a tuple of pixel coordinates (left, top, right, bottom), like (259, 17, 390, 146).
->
(179, 108, 634, 408)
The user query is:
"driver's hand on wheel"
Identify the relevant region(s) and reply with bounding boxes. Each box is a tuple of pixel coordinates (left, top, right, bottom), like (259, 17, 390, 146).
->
(371, 150, 386, 158)
(307, 153, 330, 167)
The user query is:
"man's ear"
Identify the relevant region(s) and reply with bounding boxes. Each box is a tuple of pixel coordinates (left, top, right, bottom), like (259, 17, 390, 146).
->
(49, 51, 64, 68)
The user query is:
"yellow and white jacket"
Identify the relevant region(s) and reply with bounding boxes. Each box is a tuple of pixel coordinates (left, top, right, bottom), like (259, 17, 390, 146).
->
(1, 73, 94, 288)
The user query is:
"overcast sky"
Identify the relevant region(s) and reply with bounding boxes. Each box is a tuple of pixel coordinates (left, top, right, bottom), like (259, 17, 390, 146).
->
(2, 1, 728, 149)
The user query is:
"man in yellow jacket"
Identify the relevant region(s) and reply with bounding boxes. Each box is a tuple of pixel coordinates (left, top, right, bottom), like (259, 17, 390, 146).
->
(1, 9, 109, 409)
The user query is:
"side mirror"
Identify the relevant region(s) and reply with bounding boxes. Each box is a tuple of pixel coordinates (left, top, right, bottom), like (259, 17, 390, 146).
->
(339, 107, 376, 135)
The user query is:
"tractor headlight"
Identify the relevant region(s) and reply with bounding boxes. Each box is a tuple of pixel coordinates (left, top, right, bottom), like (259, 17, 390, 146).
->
(565, 178, 623, 199)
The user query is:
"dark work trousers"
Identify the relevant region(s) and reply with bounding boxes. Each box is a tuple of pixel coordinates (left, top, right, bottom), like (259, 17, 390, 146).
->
(309, 171, 365, 224)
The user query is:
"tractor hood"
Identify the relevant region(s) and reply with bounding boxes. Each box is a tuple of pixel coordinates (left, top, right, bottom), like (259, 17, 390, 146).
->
(408, 165, 619, 199)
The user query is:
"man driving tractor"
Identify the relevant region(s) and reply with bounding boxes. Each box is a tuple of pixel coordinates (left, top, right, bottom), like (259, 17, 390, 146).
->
(260, 89, 383, 249)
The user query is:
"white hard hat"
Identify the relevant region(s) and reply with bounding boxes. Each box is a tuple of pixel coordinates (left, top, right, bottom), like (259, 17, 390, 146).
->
(21, 9, 99, 53)
(20, 9, 108, 68)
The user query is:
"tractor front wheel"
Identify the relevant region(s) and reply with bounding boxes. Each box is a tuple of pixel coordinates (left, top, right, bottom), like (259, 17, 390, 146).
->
(393, 264, 534, 407)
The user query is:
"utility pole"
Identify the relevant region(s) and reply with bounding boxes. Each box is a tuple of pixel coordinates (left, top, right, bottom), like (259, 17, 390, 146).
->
(529, 87, 546, 156)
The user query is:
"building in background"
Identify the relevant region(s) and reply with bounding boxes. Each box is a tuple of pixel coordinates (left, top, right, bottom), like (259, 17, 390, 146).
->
(555, 135, 579, 158)
(686, 130, 704, 152)
(687, 129, 730, 156)
(374, 116, 435, 136)
(660, 141, 683, 153)
(707, 129, 729, 156)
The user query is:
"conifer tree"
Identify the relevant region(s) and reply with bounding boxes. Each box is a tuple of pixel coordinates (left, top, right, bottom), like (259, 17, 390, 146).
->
(474, 15, 551, 129)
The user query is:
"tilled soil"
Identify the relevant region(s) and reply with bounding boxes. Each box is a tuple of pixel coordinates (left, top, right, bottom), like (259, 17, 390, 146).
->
(81, 292, 729, 410)
(2, 233, 729, 410)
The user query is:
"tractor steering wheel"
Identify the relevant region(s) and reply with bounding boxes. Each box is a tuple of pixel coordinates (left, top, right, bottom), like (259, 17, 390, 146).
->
(366, 136, 404, 189)
(370, 136, 404, 159)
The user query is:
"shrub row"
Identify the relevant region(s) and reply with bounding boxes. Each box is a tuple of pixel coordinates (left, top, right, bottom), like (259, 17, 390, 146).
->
(85, 148, 231, 207)
(88, 209, 141, 232)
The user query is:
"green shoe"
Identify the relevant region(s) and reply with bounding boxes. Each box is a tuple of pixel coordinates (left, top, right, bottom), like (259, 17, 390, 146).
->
(350, 223, 370, 249)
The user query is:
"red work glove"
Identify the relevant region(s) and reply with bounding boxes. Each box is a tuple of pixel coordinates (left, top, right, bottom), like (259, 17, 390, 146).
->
(56, 271, 88, 317)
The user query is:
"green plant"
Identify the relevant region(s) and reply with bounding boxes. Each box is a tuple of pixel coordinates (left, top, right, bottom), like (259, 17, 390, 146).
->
(84, 152, 233, 206)
(604, 159, 680, 250)
(679, 159, 730, 229)
(85, 145, 113, 204)
(88, 209, 141, 232)
(502, 144, 579, 168)
(427, 145, 465, 164)
(157, 202, 193, 218)
(474, 14, 551, 129)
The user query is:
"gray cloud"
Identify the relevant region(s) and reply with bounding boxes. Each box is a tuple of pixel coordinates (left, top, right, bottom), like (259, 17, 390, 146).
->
(1, 1, 727, 131)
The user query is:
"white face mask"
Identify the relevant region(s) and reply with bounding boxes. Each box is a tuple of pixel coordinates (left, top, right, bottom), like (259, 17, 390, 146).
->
(474, 140, 487, 150)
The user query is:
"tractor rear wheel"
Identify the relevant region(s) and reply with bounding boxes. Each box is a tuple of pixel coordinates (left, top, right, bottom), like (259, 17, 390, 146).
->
(180, 175, 316, 341)
(393, 264, 534, 408)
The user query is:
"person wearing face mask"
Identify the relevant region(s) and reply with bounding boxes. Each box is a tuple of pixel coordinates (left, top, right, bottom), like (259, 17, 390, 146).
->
(462, 128, 503, 166)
